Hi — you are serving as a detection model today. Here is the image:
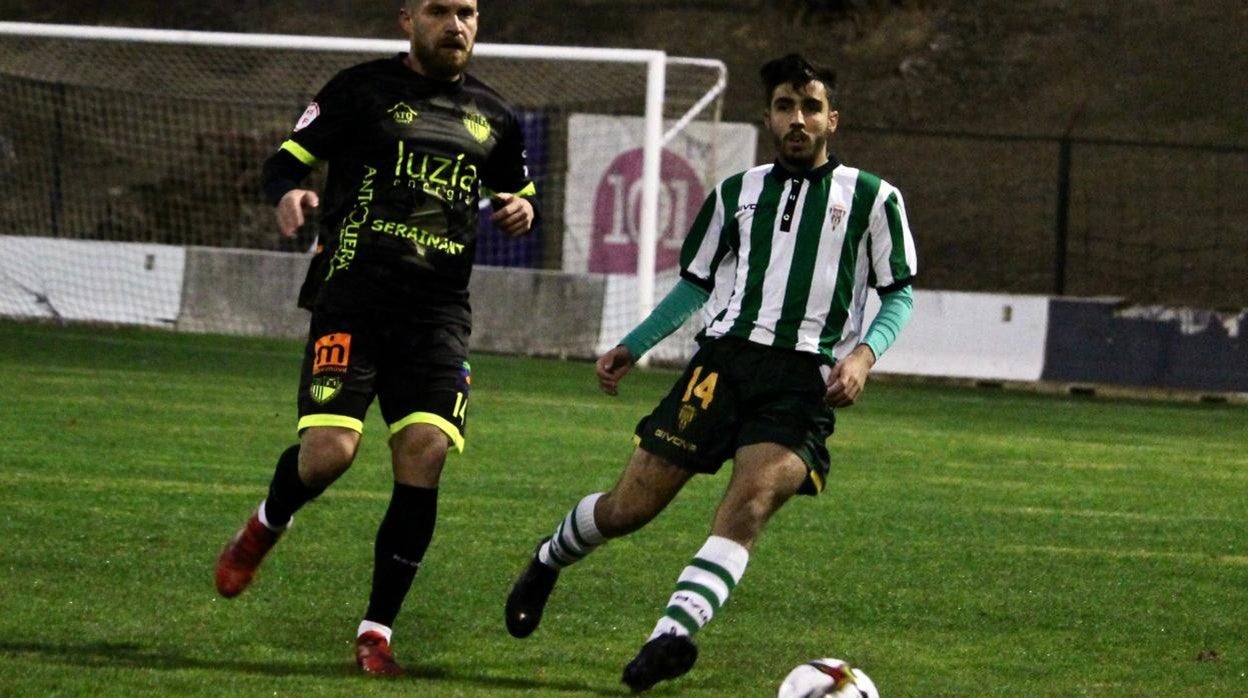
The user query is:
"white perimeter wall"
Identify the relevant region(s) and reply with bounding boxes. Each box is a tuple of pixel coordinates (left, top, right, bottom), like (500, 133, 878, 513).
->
(869, 289, 1050, 382)
(0, 235, 184, 326)
(0, 238, 1052, 380)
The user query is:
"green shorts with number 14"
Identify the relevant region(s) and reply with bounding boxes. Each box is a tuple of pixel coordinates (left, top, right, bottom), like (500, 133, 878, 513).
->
(633, 336, 836, 495)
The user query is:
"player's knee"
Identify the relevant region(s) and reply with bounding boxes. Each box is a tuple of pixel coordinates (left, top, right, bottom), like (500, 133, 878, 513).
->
(298, 428, 358, 485)
(392, 447, 446, 484)
(390, 425, 449, 486)
(391, 425, 449, 463)
(299, 449, 354, 487)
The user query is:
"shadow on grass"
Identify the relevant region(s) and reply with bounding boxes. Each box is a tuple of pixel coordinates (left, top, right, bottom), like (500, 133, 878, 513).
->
(0, 640, 625, 695)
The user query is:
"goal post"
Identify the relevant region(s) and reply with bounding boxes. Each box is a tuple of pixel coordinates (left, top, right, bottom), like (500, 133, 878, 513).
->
(0, 22, 732, 358)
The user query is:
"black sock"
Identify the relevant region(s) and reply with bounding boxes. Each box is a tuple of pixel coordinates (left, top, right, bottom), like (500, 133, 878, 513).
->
(262, 444, 324, 527)
(364, 483, 439, 627)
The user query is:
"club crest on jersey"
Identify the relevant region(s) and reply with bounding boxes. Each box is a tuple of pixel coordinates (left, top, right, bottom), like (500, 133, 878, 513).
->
(462, 110, 491, 143)
(678, 404, 697, 431)
(388, 102, 418, 125)
(294, 102, 320, 132)
(829, 203, 847, 228)
(309, 375, 343, 404)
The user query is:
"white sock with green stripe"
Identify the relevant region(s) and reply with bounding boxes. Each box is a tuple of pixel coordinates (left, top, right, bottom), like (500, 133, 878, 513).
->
(537, 492, 606, 570)
(649, 535, 749, 639)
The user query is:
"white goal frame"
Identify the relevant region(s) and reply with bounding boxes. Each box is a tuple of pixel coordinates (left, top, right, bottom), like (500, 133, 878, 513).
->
(0, 21, 727, 339)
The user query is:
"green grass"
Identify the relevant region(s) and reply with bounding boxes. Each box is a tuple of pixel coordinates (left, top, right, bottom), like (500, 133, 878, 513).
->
(1, 320, 1245, 696)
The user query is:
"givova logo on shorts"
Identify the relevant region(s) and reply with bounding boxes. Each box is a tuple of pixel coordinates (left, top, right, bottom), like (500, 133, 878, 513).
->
(310, 333, 351, 404)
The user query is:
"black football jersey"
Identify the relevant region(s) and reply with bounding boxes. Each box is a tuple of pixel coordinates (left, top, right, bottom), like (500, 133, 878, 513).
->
(263, 54, 535, 324)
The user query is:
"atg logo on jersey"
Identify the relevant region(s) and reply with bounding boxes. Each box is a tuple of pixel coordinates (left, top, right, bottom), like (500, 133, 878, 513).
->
(294, 102, 320, 132)
(389, 102, 418, 125)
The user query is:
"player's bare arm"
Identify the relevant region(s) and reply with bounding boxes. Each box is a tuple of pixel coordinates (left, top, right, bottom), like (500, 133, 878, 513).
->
(489, 193, 535, 237)
(276, 188, 320, 238)
(595, 345, 635, 396)
(824, 343, 876, 407)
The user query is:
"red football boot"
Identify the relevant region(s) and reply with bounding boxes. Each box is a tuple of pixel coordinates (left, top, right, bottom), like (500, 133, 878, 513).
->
(214, 511, 282, 598)
(355, 630, 405, 676)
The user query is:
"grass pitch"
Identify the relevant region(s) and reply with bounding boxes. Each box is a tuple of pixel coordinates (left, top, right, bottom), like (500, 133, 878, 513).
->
(0, 320, 1244, 696)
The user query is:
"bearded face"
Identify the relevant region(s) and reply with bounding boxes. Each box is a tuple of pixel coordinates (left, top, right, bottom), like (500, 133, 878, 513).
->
(765, 80, 837, 171)
(402, 0, 479, 80)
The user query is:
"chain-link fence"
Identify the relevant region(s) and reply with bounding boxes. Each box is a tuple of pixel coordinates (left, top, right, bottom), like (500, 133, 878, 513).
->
(836, 126, 1248, 309)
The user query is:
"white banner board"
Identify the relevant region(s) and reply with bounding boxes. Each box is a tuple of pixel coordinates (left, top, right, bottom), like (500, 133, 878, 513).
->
(562, 114, 757, 360)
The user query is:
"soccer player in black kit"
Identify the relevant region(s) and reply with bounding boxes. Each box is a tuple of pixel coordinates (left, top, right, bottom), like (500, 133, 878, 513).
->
(214, 0, 535, 676)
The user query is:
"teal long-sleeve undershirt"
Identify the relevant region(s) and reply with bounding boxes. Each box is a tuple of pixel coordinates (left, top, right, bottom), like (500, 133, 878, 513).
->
(618, 278, 914, 362)
(861, 285, 914, 361)
(619, 278, 709, 360)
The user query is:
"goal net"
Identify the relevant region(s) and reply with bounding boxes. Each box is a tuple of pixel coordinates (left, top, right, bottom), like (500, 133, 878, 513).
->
(0, 23, 740, 362)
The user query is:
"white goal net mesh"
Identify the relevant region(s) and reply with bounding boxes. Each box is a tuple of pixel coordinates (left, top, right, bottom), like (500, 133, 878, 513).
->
(0, 27, 731, 360)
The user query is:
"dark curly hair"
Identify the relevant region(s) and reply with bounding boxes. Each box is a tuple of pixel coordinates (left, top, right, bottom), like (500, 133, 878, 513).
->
(759, 53, 837, 107)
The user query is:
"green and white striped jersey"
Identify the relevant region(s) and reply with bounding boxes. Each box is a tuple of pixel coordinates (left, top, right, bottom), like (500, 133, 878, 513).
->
(680, 158, 917, 363)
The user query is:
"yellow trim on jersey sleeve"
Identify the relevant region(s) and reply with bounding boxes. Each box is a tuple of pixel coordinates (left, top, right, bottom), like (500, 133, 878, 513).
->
(480, 182, 537, 199)
(297, 414, 364, 433)
(514, 182, 537, 198)
(390, 412, 465, 453)
(280, 139, 321, 167)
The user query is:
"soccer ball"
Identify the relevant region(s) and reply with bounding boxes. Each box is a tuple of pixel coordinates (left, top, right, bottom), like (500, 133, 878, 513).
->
(777, 658, 879, 698)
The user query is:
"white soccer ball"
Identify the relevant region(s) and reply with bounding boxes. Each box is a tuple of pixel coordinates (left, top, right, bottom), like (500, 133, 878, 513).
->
(776, 658, 879, 698)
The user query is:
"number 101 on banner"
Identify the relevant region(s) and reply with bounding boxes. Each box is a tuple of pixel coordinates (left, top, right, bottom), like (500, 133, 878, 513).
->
(589, 148, 705, 274)
(563, 113, 756, 278)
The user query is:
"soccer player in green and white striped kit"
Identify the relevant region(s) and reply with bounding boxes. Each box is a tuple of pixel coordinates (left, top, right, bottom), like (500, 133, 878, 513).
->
(505, 52, 917, 693)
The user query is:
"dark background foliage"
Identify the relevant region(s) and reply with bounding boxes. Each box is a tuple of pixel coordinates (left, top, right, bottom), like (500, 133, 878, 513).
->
(3, 0, 1245, 144)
